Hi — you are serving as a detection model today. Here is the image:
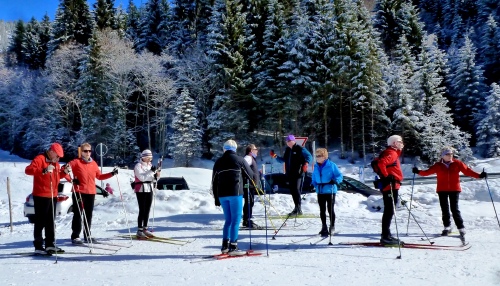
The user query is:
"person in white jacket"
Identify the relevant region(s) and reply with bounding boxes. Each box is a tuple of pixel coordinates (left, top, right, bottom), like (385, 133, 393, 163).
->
(133, 149, 161, 238)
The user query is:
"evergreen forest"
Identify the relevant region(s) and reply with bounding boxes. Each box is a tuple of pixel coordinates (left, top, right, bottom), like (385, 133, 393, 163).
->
(1, 0, 499, 166)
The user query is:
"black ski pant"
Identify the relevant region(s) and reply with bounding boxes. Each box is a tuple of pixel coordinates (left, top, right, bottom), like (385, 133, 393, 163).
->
(136, 192, 153, 229)
(33, 196, 57, 249)
(289, 176, 304, 209)
(438, 191, 464, 229)
(71, 192, 95, 240)
(381, 189, 399, 238)
(243, 187, 255, 223)
(318, 193, 336, 228)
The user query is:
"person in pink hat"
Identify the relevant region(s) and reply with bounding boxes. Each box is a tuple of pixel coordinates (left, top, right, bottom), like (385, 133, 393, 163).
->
(105, 183, 114, 195)
(25, 143, 71, 255)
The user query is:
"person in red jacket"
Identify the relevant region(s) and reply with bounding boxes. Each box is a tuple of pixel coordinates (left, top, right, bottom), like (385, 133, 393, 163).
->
(412, 146, 486, 239)
(67, 142, 118, 244)
(376, 135, 404, 245)
(25, 143, 71, 255)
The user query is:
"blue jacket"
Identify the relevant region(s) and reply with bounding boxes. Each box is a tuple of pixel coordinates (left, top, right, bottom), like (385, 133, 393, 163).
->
(312, 159, 343, 194)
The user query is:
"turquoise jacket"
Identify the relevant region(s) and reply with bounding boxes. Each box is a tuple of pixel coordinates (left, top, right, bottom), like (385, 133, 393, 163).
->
(312, 159, 343, 194)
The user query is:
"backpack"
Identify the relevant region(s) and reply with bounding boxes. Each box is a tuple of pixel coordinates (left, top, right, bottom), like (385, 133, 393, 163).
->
(370, 151, 397, 189)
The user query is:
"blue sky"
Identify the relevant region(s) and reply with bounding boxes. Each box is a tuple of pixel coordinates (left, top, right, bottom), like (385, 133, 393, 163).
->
(0, 0, 145, 22)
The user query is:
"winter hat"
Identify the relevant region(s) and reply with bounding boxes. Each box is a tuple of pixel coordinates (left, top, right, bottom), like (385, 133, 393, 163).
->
(141, 149, 153, 158)
(223, 140, 237, 152)
(286, 134, 296, 142)
(50, 143, 64, 157)
(106, 183, 110, 187)
(441, 146, 455, 157)
(387, 135, 403, 146)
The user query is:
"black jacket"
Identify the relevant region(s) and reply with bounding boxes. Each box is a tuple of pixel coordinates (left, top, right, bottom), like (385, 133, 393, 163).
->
(280, 144, 312, 178)
(212, 151, 254, 201)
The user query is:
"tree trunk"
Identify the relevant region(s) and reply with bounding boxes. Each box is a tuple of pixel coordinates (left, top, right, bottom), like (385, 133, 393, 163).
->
(349, 93, 355, 164)
(323, 100, 328, 147)
(339, 91, 345, 159)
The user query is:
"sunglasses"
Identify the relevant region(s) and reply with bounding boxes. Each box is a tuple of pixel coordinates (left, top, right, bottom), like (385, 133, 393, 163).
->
(315, 155, 323, 158)
(82, 150, 92, 153)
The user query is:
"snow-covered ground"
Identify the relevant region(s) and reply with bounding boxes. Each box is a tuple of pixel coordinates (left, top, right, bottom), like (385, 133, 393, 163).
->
(1, 149, 500, 286)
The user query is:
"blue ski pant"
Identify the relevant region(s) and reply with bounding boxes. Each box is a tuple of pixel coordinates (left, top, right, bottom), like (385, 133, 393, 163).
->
(220, 195, 243, 243)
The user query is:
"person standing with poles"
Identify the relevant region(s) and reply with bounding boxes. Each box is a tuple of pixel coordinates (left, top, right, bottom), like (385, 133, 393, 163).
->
(270, 135, 312, 216)
(212, 140, 254, 256)
(243, 144, 262, 229)
(412, 146, 486, 244)
(376, 135, 404, 245)
(133, 149, 161, 239)
(25, 143, 70, 255)
(311, 148, 343, 237)
(67, 142, 118, 244)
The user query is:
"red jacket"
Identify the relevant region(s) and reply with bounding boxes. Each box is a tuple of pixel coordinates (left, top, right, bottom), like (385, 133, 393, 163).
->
(377, 147, 403, 191)
(418, 159, 480, 192)
(69, 158, 114, 194)
(25, 153, 70, 198)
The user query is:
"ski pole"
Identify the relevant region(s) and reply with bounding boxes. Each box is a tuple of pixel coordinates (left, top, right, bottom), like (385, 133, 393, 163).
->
(406, 170, 416, 235)
(328, 190, 335, 245)
(68, 171, 95, 252)
(246, 180, 252, 250)
(116, 175, 133, 240)
(49, 172, 58, 263)
(484, 169, 500, 228)
(272, 213, 292, 240)
(263, 178, 269, 256)
(398, 195, 434, 244)
(389, 182, 402, 259)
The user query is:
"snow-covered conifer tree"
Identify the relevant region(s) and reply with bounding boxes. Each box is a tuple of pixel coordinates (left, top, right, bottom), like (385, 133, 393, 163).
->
(48, 0, 94, 55)
(171, 88, 202, 167)
(477, 83, 500, 158)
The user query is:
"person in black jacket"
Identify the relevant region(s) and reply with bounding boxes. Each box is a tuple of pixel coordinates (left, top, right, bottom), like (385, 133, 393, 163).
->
(212, 140, 254, 256)
(242, 144, 262, 229)
(270, 135, 313, 215)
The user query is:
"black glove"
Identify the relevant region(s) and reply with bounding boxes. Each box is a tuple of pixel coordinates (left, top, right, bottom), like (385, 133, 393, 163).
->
(151, 166, 158, 172)
(112, 167, 118, 175)
(479, 171, 487, 179)
(215, 197, 221, 207)
(412, 167, 419, 174)
(382, 175, 394, 185)
(103, 190, 109, 198)
(72, 178, 80, 185)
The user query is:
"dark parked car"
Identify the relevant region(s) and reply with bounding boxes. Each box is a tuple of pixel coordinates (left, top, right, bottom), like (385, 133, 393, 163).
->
(156, 177, 189, 190)
(262, 173, 380, 197)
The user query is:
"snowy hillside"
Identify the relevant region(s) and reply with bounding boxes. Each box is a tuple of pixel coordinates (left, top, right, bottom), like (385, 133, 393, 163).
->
(1, 149, 500, 286)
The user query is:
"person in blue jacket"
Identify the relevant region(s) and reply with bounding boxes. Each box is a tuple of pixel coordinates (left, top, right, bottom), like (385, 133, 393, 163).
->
(312, 148, 343, 237)
(270, 135, 313, 215)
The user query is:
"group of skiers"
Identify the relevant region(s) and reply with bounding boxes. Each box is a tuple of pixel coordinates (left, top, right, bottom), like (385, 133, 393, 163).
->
(24, 143, 160, 255)
(375, 135, 487, 245)
(24, 134, 488, 255)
